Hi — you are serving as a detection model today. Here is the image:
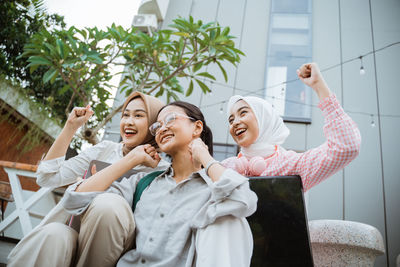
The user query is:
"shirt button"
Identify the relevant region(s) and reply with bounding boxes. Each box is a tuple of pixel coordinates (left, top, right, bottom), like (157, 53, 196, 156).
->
(141, 259, 146, 264)
(169, 190, 173, 194)
(160, 213, 164, 218)
(149, 237, 153, 242)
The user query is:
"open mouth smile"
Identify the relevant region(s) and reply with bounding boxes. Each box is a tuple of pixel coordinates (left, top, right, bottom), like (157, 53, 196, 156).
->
(160, 134, 174, 143)
(124, 128, 137, 137)
(235, 128, 247, 137)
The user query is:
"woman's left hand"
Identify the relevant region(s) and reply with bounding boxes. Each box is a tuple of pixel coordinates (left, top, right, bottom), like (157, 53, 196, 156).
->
(188, 138, 211, 169)
(297, 62, 332, 101)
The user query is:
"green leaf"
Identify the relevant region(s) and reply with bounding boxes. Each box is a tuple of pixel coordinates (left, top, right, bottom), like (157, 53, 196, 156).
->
(195, 79, 210, 93)
(210, 29, 216, 40)
(192, 62, 203, 72)
(222, 27, 230, 36)
(196, 72, 216, 80)
(43, 68, 58, 84)
(67, 33, 78, 51)
(155, 87, 165, 98)
(209, 46, 216, 55)
(59, 84, 70, 95)
(186, 80, 194, 97)
(216, 61, 228, 82)
(87, 55, 103, 64)
(29, 64, 40, 74)
(44, 43, 59, 57)
(56, 39, 65, 59)
(169, 91, 179, 101)
(230, 47, 245, 56)
(171, 84, 184, 93)
(28, 56, 52, 65)
(172, 32, 190, 38)
(77, 28, 87, 39)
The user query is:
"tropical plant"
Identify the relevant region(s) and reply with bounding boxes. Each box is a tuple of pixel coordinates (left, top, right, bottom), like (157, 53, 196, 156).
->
(19, 16, 245, 145)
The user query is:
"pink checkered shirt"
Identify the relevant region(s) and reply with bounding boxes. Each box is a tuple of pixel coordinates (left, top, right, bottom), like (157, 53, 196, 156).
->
(221, 94, 361, 192)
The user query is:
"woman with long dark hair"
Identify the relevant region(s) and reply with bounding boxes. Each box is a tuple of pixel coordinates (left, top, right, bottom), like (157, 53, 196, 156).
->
(62, 101, 257, 266)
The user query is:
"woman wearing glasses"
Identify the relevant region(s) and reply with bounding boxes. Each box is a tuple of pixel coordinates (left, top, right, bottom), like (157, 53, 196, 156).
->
(62, 101, 257, 266)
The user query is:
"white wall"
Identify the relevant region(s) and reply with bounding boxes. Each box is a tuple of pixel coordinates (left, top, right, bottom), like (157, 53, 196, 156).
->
(110, 0, 400, 265)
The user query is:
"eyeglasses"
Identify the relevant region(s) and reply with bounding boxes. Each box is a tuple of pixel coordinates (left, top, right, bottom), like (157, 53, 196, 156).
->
(149, 112, 195, 136)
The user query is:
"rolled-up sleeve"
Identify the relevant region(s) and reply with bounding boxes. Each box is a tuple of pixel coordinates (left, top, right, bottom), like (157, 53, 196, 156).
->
(192, 169, 258, 228)
(61, 172, 148, 215)
(36, 141, 114, 188)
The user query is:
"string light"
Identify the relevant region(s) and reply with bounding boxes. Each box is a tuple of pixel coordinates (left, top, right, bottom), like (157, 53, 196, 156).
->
(219, 102, 224, 113)
(359, 56, 366, 75)
(370, 114, 376, 127)
(196, 41, 400, 121)
(208, 81, 214, 96)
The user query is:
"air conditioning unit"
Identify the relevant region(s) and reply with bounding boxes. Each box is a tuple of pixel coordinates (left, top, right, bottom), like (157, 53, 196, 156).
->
(132, 14, 158, 33)
(138, 0, 169, 21)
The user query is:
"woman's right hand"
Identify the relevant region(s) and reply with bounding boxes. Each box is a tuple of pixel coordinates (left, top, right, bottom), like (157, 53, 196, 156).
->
(66, 105, 94, 131)
(126, 144, 160, 168)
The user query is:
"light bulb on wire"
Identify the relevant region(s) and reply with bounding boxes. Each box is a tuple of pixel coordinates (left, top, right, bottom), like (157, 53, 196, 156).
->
(370, 114, 376, 127)
(209, 81, 214, 96)
(219, 103, 224, 114)
(359, 56, 366, 75)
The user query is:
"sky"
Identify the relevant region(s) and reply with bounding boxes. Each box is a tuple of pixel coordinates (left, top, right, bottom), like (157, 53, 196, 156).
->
(44, 0, 141, 29)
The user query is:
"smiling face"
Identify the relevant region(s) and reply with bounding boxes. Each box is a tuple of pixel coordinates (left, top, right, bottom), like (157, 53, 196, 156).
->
(119, 97, 149, 149)
(228, 100, 259, 148)
(155, 105, 200, 156)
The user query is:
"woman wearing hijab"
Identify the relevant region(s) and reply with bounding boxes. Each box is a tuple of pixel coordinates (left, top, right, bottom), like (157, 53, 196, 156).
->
(8, 92, 169, 267)
(223, 63, 361, 191)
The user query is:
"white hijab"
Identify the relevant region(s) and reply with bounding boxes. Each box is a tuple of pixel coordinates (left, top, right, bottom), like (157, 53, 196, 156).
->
(227, 95, 290, 158)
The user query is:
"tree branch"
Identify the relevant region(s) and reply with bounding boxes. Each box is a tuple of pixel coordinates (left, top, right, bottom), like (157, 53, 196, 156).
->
(177, 38, 187, 68)
(64, 91, 76, 117)
(58, 68, 87, 102)
(92, 103, 124, 133)
(151, 55, 165, 80)
(138, 65, 153, 91)
(147, 46, 208, 94)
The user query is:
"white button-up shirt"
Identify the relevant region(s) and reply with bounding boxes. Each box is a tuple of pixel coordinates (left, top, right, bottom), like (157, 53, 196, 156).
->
(62, 165, 258, 267)
(35, 140, 169, 188)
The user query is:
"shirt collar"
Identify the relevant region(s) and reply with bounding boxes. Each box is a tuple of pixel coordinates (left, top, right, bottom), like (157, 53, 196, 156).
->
(162, 164, 203, 182)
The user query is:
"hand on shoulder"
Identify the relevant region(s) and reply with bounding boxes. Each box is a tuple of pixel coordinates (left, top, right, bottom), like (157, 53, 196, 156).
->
(126, 144, 161, 168)
(188, 138, 211, 169)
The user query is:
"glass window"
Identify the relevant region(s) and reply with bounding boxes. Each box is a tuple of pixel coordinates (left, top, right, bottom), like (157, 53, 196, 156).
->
(213, 143, 238, 161)
(272, 0, 311, 14)
(265, 0, 312, 123)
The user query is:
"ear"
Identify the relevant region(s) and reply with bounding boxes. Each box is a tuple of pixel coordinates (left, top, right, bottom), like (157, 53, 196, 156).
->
(192, 120, 203, 138)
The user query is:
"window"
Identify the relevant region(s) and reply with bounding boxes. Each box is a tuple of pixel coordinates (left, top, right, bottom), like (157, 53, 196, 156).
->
(213, 143, 239, 161)
(265, 0, 312, 123)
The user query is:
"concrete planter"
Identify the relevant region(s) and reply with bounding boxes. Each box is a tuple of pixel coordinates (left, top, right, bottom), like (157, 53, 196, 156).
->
(309, 220, 385, 267)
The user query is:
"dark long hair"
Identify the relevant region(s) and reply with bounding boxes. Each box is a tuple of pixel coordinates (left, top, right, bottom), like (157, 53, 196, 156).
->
(158, 101, 213, 156)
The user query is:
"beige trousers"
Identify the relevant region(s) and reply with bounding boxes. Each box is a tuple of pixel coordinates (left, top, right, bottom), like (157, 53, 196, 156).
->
(7, 193, 135, 267)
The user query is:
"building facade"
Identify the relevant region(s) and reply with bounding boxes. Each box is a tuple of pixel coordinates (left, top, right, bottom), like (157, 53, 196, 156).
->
(104, 0, 400, 266)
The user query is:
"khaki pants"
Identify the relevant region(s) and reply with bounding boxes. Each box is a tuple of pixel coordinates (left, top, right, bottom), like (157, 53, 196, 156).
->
(7, 193, 135, 267)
